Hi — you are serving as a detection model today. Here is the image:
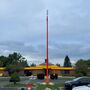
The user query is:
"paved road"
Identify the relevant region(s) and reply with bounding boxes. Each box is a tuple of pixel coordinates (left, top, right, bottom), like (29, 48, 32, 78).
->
(0, 77, 30, 87)
(0, 88, 17, 90)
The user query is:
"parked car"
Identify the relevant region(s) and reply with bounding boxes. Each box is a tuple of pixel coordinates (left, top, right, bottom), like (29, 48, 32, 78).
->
(64, 77, 90, 90)
(72, 85, 90, 90)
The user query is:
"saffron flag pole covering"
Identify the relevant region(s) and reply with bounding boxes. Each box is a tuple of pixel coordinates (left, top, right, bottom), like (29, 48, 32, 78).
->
(46, 10, 49, 84)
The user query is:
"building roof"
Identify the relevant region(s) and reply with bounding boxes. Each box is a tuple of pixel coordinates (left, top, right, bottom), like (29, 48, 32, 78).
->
(24, 63, 75, 70)
(0, 63, 75, 71)
(0, 67, 5, 70)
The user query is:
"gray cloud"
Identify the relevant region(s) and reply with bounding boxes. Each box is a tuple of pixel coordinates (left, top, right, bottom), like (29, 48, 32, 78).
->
(0, 0, 90, 64)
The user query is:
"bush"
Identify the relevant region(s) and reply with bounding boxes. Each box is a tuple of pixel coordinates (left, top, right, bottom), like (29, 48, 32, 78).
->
(9, 72, 20, 85)
(37, 74, 45, 80)
(75, 69, 87, 77)
(6, 65, 24, 76)
(50, 74, 54, 79)
(50, 74, 58, 80)
(75, 60, 88, 77)
(55, 74, 58, 79)
(24, 70, 32, 76)
(75, 73, 83, 77)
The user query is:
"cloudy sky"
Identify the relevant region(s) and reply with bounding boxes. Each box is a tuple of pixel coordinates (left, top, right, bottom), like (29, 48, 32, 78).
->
(0, 0, 90, 65)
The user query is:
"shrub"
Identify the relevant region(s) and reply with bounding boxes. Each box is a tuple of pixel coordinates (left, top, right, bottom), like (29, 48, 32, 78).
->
(9, 72, 20, 85)
(37, 74, 45, 79)
(50, 74, 58, 80)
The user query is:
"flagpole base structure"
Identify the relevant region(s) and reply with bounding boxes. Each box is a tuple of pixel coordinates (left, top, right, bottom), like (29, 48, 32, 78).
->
(40, 81, 54, 85)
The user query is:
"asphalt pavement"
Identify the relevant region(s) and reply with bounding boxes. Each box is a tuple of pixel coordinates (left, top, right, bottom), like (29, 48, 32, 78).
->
(0, 88, 17, 90)
(0, 77, 66, 86)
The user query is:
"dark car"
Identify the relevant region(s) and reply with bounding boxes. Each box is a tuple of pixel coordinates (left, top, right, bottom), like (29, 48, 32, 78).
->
(65, 77, 90, 90)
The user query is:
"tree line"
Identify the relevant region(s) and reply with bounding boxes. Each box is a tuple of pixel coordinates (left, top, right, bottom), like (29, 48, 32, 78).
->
(0, 52, 29, 84)
(75, 59, 90, 77)
(57, 55, 90, 77)
(0, 52, 90, 77)
(0, 52, 28, 67)
(63, 56, 90, 76)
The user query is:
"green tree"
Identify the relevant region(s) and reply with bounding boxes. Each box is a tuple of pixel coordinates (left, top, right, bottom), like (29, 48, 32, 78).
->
(30, 63, 36, 67)
(56, 63, 60, 67)
(0, 56, 8, 67)
(85, 59, 90, 67)
(7, 52, 28, 67)
(0, 52, 28, 67)
(5, 52, 28, 75)
(75, 59, 88, 77)
(63, 55, 72, 67)
(9, 72, 20, 85)
(6, 65, 23, 76)
(0, 61, 3, 67)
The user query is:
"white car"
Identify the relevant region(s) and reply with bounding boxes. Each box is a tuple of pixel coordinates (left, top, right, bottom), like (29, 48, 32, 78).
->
(73, 85, 90, 90)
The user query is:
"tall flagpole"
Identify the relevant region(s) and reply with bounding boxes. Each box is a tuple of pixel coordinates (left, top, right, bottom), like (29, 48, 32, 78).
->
(46, 10, 49, 84)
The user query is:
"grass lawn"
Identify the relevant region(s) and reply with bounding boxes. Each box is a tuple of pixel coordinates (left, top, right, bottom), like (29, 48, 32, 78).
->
(4, 83, 63, 90)
(4, 83, 27, 87)
(36, 77, 75, 90)
(36, 83, 63, 90)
